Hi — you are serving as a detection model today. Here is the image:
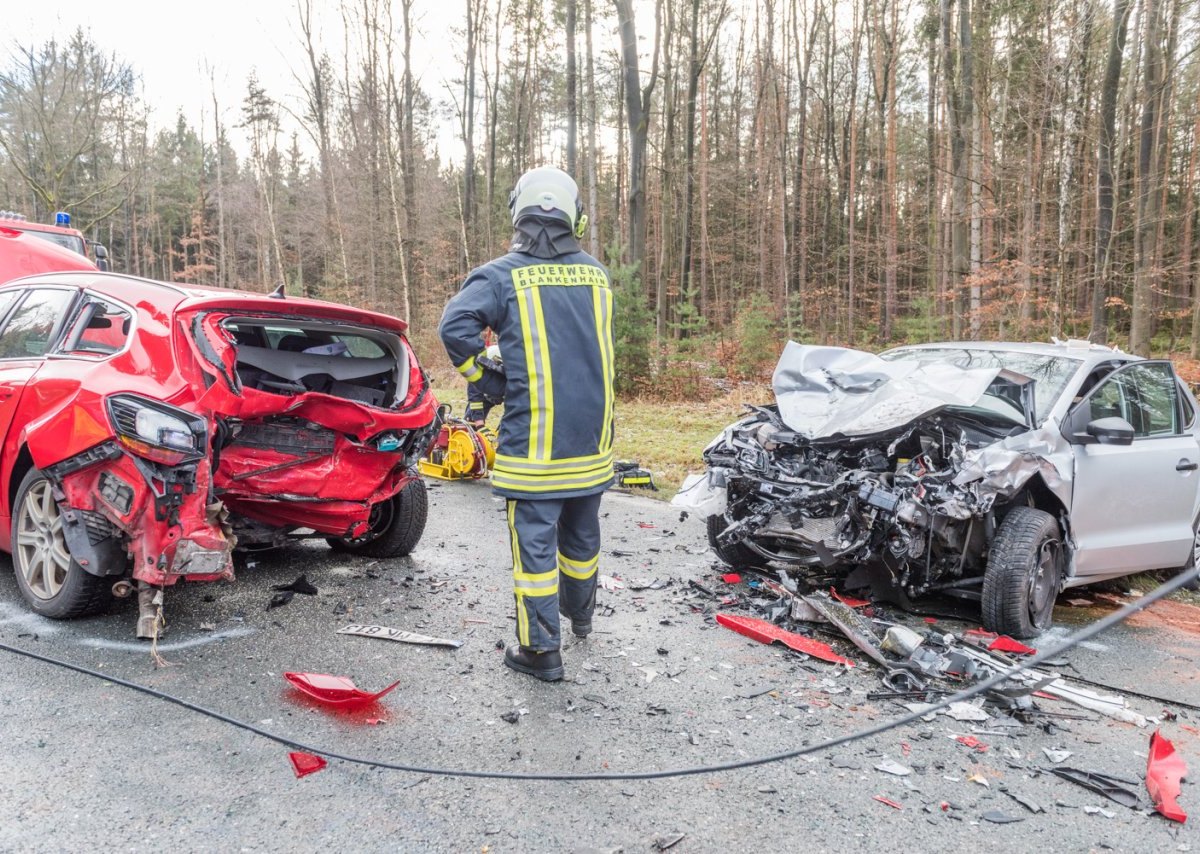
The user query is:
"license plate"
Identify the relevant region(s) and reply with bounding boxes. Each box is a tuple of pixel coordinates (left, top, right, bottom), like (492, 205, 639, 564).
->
(336, 624, 463, 648)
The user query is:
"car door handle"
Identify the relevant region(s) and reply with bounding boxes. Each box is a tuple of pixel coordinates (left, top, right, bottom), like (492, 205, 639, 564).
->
(1177, 459, 1198, 472)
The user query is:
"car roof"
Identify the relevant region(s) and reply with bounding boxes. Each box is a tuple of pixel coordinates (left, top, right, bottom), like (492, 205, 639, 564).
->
(0, 271, 410, 333)
(884, 339, 1140, 366)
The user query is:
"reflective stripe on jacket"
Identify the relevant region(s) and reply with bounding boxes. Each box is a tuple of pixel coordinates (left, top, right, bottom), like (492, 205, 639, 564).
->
(438, 250, 615, 499)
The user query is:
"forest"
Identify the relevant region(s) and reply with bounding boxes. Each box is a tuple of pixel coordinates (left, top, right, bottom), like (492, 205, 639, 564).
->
(1, 0, 1198, 395)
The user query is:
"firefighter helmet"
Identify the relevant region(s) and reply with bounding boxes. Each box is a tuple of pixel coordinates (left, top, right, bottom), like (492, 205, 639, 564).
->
(508, 167, 586, 237)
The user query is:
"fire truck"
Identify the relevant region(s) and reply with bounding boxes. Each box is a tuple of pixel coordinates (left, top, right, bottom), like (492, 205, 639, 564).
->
(0, 211, 109, 271)
(0, 217, 98, 284)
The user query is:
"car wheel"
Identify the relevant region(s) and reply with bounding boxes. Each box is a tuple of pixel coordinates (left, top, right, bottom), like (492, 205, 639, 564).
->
(706, 514, 766, 569)
(10, 468, 112, 619)
(327, 477, 428, 558)
(982, 506, 1062, 639)
(1181, 519, 1200, 591)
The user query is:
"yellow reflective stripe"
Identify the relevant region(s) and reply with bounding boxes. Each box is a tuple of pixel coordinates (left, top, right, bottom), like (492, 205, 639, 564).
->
(517, 289, 540, 458)
(456, 352, 487, 383)
(493, 460, 613, 483)
(508, 500, 528, 644)
(558, 552, 598, 580)
(530, 287, 554, 459)
(593, 285, 615, 452)
(492, 466, 614, 493)
(515, 568, 558, 596)
(494, 451, 613, 474)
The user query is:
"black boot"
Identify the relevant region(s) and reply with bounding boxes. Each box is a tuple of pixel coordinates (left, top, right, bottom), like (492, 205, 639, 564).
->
(504, 645, 564, 681)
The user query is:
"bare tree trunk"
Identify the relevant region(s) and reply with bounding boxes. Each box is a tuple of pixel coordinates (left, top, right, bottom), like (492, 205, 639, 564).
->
(584, 0, 600, 257)
(1131, 0, 1163, 356)
(566, 0, 577, 175)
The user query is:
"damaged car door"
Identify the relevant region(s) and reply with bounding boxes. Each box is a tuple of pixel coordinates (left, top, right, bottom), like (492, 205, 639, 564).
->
(1064, 361, 1200, 579)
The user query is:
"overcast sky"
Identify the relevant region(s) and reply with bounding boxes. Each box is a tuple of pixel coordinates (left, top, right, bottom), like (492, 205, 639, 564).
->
(8, 0, 472, 158)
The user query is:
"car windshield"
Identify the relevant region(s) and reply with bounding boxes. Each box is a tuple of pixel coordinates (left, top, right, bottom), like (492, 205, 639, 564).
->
(880, 347, 1082, 424)
(21, 228, 86, 256)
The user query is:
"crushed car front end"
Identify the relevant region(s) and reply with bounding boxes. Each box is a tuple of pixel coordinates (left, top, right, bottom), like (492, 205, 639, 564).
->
(680, 343, 1085, 632)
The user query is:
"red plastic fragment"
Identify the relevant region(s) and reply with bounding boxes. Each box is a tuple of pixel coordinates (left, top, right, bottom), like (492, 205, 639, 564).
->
(715, 613, 856, 667)
(923, 617, 938, 624)
(1146, 730, 1188, 823)
(963, 628, 998, 642)
(284, 672, 401, 709)
(637, 522, 656, 529)
(721, 573, 743, 584)
(955, 735, 989, 753)
(873, 795, 903, 810)
(901, 741, 912, 757)
(988, 636, 1037, 655)
(288, 751, 327, 778)
(830, 588, 870, 608)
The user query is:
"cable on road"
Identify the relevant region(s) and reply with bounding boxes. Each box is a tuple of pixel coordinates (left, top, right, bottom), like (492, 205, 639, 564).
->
(1, 565, 1196, 782)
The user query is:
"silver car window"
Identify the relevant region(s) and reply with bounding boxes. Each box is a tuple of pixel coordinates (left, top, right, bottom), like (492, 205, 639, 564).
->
(1088, 362, 1179, 437)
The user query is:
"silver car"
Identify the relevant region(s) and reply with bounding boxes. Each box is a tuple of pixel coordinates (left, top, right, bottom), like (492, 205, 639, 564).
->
(679, 340, 1200, 637)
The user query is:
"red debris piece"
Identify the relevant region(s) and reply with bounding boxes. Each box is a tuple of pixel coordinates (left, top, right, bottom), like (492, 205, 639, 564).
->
(830, 588, 870, 608)
(284, 672, 401, 710)
(721, 573, 743, 584)
(955, 735, 989, 752)
(715, 613, 856, 667)
(939, 801, 951, 812)
(963, 628, 998, 643)
(873, 795, 903, 810)
(365, 717, 388, 726)
(988, 636, 1037, 655)
(923, 617, 938, 624)
(288, 751, 328, 778)
(901, 741, 912, 757)
(637, 522, 657, 529)
(1146, 730, 1188, 823)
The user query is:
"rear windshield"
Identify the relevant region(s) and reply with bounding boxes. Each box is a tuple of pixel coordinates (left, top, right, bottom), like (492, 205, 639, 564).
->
(227, 323, 388, 358)
(882, 347, 1081, 423)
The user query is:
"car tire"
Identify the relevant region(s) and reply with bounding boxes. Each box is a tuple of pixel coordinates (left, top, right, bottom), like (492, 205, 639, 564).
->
(327, 477, 428, 558)
(982, 506, 1062, 639)
(706, 514, 766, 569)
(10, 467, 112, 619)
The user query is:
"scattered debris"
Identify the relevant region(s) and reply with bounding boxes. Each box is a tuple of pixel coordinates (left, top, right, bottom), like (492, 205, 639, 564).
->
(873, 795, 903, 810)
(981, 810, 1024, 824)
(283, 672, 401, 709)
(1042, 747, 1073, 764)
(288, 751, 328, 778)
(955, 735, 989, 753)
(1082, 805, 1116, 818)
(874, 759, 912, 777)
(1050, 767, 1140, 809)
(500, 710, 520, 724)
(1146, 730, 1189, 823)
(267, 590, 295, 610)
(715, 613, 856, 666)
(599, 575, 625, 592)
(651, 832, 685, 850)
(337, 624, 464, 648)
(1001, 789, 1045, 814)
(945, 702, 991, 723)
(272, 574, 319, 596)
(721, 573, 743, 584)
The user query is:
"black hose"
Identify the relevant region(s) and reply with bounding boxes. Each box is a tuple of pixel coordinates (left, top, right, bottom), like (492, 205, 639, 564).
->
(0, 565, 1195, 781)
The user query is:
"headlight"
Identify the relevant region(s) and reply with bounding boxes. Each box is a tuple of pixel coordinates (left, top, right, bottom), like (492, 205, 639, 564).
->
(107, 394, 206, 464)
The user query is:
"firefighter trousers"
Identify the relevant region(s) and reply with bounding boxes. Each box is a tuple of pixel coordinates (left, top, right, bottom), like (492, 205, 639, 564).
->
(506, 493, 602, 652)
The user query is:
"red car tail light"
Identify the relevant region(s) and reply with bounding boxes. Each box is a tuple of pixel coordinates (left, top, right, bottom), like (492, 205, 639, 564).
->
(106, 394, 207, 466)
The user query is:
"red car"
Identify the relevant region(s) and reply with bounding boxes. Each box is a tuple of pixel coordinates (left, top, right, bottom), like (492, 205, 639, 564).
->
(0, 271, 438, 636)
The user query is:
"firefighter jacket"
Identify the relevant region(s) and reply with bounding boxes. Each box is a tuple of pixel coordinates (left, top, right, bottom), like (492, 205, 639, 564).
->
(439, 249, 615, 499)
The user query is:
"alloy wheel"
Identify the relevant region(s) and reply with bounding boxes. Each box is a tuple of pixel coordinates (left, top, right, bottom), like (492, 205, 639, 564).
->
(15, 479, 72, 600)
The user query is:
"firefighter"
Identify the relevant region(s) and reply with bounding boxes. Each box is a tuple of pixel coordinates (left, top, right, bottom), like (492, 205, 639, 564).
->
(465, 343, 503, 426)
(439, 166, 614, 682)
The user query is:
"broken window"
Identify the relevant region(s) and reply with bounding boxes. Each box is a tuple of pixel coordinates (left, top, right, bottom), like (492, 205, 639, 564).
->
(1088, 362, 1179, 438)
(0, 288, 75, 359)
(223, 318, 408, 407)
(62, 298, 132, 356)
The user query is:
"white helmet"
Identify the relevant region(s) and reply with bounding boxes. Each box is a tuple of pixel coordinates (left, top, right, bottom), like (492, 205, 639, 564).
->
(509, 167, 585, 236)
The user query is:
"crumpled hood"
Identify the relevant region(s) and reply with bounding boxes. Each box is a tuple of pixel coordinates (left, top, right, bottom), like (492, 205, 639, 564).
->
(771, 342, 1011, 439)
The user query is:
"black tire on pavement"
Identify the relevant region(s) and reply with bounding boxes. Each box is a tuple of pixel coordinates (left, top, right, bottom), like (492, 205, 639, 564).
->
(10, 467, 113, 619)
(706, 513, 766, 569)
(327, 477, 428, 558)
(981, 505, 1062, 638)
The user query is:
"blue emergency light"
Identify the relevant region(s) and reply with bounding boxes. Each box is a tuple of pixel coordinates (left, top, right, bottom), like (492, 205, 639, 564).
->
(54, 211, 70, 227)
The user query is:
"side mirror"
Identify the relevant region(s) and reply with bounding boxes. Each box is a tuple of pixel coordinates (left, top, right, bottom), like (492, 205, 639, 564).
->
(93, 244, 109, 272)
(1086, 416, 1135, 446)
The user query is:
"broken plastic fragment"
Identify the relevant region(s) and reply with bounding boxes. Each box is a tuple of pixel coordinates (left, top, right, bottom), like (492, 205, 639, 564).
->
(721, 573, 743, 584)
(955, 735, 989, 753)
(1042, 747, 1073, 764)
(873, 795, 903, 810)
(288, 751, 327, 778)
(981, 810, 1023, 824)
(874, 759, 912, 776)
(1050, 767, 1140, 809)
(830, 588, 870, 608)
(988, 636, 1037, 655)
(283, 671, 401, 709)
(273, 574, 319, 596)
(715, 613, 856, 667)
(1146, 729, 1188, 823)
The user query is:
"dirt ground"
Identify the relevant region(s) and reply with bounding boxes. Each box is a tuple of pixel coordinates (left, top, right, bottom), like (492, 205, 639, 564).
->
(0, 482, 1196, 852)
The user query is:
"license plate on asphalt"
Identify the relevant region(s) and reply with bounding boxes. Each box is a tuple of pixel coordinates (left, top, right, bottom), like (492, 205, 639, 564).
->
(336, 624, 463, 648)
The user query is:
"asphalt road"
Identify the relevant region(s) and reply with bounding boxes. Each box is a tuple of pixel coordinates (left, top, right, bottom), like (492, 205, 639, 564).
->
(0, 480, 1196, 853)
